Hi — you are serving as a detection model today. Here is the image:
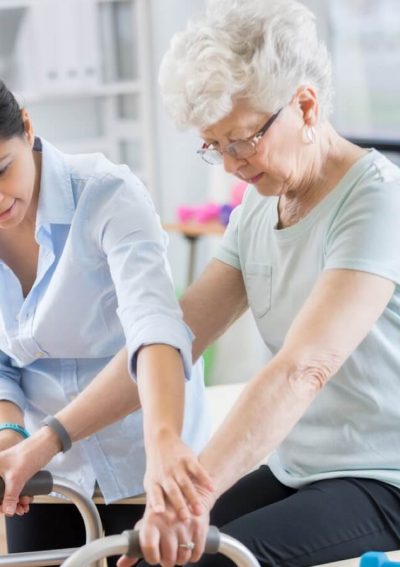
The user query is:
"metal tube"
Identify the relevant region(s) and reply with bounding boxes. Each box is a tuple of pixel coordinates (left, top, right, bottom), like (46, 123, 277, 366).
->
(219, 534, 261, 567)
(61, 531, 261, 567)
(0, 548, 77, 566)
(51, 477, 103, 546)
(0, 476, 103, 567)
(62, 534, 129, 567)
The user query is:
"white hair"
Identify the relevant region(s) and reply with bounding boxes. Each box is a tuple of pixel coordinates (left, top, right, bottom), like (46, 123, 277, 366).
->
(159, 0, 333, 129)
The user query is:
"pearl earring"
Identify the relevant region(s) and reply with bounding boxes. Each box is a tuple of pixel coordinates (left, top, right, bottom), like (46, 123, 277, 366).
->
(306, 126, 316, 144)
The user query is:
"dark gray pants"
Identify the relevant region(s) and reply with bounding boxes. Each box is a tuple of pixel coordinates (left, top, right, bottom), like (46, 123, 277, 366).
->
(191, 466, 400, 566)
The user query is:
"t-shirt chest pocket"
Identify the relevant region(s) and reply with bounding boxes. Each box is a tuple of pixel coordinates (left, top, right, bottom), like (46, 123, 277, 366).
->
(244, 263, 272, 318)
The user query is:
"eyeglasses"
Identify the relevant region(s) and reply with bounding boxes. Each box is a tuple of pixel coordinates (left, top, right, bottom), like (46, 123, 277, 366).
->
(197, 107, 283, 165)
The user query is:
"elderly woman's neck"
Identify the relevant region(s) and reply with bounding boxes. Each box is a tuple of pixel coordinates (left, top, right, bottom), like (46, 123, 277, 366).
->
(278, 124, 365, 229)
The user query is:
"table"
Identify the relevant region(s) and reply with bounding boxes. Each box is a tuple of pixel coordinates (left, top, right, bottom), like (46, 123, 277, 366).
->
(164, 222, 225, 286)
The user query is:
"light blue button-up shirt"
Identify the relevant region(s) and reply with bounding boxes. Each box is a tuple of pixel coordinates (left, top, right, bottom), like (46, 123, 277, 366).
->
(0, 138, 209, 503)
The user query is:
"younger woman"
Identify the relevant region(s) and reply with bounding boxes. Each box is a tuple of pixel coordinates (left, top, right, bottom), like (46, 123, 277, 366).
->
(0, 80, 210, 564)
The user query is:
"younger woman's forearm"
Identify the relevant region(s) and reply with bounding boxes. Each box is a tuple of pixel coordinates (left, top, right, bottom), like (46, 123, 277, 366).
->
(0, 401, 61, 465)
(0, 401, 26, 450)
(136, 344, 185, 449)
(0, 400, 24, 425)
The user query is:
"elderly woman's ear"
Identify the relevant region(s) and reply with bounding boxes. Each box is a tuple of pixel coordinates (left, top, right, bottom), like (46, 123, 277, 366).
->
(294, 86, 319, 126)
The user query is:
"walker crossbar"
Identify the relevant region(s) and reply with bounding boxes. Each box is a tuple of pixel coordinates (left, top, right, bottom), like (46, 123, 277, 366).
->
(61, 526, 261, 567)
(0, 472, 103, 567)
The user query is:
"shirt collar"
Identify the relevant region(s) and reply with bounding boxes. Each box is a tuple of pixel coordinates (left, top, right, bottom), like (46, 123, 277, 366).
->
(35, 138, 75, 228)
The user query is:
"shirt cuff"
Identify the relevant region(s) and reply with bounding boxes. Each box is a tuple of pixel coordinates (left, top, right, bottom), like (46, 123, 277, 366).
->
(123, 314, 195, 381)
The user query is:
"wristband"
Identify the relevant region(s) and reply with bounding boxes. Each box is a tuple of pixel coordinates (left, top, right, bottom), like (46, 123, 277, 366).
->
(0, 423, 29, 439)
(42, 416, 72, 453)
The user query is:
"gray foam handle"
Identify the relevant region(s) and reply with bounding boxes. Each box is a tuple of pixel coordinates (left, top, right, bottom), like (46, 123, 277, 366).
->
(0, 470, 53, 499)
(204, 525, 221, 554)
(125, 530, 143, 558)
(125, 526, 221, 558)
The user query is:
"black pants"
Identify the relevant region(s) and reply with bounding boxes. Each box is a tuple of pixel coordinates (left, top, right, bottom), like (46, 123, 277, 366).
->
(191, 466, 400, 567)
(138, 466, 400, 567)
(6, 502, 145, 567)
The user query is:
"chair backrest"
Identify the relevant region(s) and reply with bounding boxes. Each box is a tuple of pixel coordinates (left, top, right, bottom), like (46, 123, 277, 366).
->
(205, 383, 245, 433)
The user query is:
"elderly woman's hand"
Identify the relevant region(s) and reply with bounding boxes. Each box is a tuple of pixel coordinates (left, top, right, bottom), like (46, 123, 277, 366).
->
(117, 486, 214, 567)
(0, 426, 61, 517)
(144, 433, 214, 521)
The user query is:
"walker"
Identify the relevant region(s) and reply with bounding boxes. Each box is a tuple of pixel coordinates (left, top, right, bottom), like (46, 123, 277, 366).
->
(61, 525, 261, 567)
(0, 471, 103, 566)
(62, 536, 400, 567)
(0, 471, 261, 567)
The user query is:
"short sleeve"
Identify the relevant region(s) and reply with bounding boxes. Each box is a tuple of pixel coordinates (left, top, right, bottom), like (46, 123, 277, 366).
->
(214, 204, 242, 270)
(324, 181, 400, 285)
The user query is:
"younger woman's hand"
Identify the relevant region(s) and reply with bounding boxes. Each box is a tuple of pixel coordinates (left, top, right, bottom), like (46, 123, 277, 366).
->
(0, 426, 61, 517)
(0, 430, 34, 516)
(144, 434, 214, 521)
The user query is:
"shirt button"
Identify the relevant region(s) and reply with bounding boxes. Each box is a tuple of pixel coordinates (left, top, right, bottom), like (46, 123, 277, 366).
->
(35, 351, 44, 358)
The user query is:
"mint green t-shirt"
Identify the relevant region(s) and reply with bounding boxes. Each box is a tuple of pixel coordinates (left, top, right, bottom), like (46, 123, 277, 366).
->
(215, 150, 400, 489)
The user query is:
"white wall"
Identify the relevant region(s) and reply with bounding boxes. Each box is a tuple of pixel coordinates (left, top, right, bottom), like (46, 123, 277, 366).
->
(149, 0, 212, 290)
(148, 1, 271, 384)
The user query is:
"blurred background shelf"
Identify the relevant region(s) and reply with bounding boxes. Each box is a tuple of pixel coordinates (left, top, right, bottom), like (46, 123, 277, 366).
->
(0, 0, 156, 188)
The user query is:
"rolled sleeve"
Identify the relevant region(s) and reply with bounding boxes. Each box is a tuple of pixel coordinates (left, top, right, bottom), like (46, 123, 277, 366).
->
(120, 309, 194, 381)
(95, 173, 194, 380)
(0, 351, 26, 411)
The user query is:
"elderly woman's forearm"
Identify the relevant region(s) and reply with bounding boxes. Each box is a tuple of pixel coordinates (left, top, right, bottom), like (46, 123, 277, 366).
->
(200, 269, 395, 498)
(198, 351, 334, 499)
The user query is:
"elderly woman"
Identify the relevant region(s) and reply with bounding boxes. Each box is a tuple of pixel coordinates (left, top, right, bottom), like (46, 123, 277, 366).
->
(117, 0, 400, 566)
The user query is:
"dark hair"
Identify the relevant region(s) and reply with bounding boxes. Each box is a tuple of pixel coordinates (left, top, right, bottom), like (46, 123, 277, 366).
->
(0, 80, 25, 139)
